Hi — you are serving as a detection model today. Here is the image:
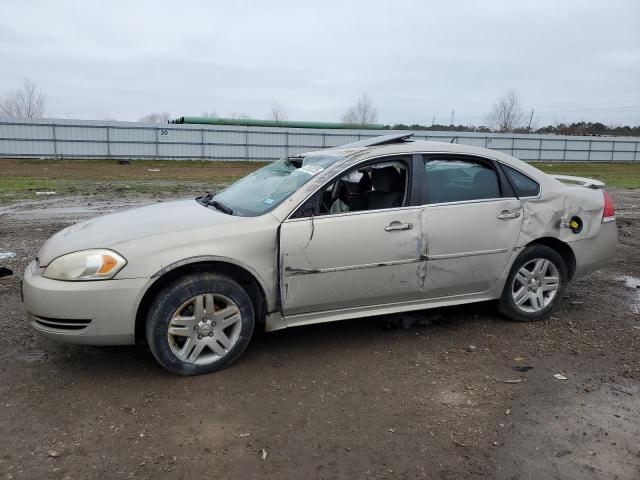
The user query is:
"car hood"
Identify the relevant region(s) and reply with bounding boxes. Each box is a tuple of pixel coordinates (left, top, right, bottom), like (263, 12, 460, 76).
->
(38, 199, 241, 266)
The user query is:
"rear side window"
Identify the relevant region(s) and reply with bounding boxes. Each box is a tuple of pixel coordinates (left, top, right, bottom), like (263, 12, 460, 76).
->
(502, 165, 540, 197)
(423, 158, 500, 204)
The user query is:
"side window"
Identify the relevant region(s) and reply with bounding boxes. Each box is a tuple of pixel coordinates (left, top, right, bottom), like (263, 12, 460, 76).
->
(290, 158, 410, 218)
(502, 164, 540, 197)
(317, 160, 409, 215)
(423, 157, 500, 204)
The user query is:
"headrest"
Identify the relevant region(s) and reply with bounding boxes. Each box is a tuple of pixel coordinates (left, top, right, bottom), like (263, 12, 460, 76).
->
(358, 171, 372, 191)
(371, 166, 402, 193)
(336, 180, 361, 201)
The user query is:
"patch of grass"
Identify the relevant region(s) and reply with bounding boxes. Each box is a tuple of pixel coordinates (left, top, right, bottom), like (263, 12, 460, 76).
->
(0, 158, 267, 204)
(530, 162, 640, 189)
(1, 158, 639, 205)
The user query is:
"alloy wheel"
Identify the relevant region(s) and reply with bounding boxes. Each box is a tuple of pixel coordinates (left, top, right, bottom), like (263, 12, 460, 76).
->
(511, 258, 560, 313)
(167, 293, 242, 365)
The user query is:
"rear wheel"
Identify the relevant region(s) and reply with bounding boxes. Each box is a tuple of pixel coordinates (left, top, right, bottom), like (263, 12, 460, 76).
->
(498, 244, 567, 322)
(146, 273, 254, 375)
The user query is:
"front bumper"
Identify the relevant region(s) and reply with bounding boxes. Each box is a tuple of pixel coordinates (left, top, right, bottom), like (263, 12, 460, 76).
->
(22, 260, 149, 345)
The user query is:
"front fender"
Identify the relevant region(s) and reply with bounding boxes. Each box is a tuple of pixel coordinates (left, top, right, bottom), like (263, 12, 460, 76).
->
(150, 254, 274, 303)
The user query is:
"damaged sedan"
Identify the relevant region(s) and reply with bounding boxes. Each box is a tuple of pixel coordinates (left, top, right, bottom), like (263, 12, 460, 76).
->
(22, 134, 617, 375)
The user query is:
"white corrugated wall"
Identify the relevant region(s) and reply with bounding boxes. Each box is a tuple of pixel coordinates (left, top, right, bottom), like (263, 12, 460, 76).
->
(0, 117, 638, 162)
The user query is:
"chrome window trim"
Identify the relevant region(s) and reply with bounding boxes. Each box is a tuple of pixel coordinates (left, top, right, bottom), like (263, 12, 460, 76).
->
(421, 197, 519, 208)
(283, 204, 422, 223)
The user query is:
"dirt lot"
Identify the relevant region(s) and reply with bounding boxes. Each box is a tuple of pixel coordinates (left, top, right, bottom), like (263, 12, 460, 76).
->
(0, 190, 639, 479)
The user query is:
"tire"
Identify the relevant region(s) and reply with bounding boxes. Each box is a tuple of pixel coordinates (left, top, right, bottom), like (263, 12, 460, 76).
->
(498, 244, 567, 322)
(145, 273, 255, 376)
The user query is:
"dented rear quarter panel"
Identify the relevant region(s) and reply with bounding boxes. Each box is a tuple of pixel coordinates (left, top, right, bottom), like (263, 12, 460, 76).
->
(516, 179, 606, 247)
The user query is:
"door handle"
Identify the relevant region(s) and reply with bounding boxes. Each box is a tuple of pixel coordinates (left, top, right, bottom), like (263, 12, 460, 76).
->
(385, 221, 413, 232)
(497, 210, 521, 220)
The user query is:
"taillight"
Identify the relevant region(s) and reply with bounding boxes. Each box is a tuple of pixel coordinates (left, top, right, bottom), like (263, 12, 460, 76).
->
(602, 190, 615, 222)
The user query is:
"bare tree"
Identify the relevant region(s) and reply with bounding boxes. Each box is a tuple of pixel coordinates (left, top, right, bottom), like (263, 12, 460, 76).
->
(269, 102, 288, 124)
(486, 89, 525, 132)
(342, 93, 377, 127)
(0, 78, 46, 118)
(228, 112, 252, 120)
(138, 112, 171, 124)
(200, 110, 218, 118)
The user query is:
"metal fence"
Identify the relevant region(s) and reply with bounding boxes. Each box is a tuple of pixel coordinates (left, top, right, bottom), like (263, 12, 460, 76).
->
(1, 117, 639, 163)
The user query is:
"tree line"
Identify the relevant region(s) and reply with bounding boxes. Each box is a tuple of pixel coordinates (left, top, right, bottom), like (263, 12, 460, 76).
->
(1, 78, 638, 137)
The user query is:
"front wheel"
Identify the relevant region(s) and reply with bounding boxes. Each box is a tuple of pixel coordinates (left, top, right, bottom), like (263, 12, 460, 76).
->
(498, 245, 567, 322)
(146, 273, 255, 375)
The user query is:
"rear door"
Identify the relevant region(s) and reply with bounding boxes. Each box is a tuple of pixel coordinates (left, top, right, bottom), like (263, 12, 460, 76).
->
(418, 154, 524, 297)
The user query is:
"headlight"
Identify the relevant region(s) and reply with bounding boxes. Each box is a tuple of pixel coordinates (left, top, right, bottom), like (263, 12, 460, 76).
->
(42, 249, 127, 281)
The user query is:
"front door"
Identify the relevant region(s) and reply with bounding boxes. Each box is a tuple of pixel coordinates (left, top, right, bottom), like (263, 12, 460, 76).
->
(280, 207, 423, 315)
(279, 157, 424, 316)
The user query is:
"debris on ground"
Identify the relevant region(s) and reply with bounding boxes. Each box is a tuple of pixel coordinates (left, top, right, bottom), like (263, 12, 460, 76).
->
(554, 374, 568, 380)
(236, 433, 251, 438)
(147, 168, 161, 172)
(35, 191, 56, 195)
(503, 379, 523, 384)
(118, 160, 131, 165)
(47, 450, 61, 458)
(258, 448, 267, 461)
(555, 449, 572, 458)
(0, 267, 13, 277)
(512, 365, 533, 372)
(0, 251, 16, 260)
(466, 345, 478, 353)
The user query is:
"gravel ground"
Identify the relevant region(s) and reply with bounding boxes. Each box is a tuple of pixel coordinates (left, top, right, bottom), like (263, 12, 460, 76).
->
(0, 190, 639, 480)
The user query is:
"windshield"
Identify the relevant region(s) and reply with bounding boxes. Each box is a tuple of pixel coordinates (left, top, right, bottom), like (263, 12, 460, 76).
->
(212, 154, 343, 216)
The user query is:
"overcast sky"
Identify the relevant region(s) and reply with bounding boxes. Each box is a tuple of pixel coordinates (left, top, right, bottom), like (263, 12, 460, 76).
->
(1, 0, 638, 126)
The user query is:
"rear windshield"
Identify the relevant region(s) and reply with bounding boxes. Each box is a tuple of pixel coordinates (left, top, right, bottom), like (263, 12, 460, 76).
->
(212, 154, 343, 216)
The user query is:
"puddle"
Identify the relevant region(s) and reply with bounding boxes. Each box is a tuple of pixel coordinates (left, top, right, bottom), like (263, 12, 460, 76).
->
(618, 276, 640, 289)
(616, 276, 640, 312)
